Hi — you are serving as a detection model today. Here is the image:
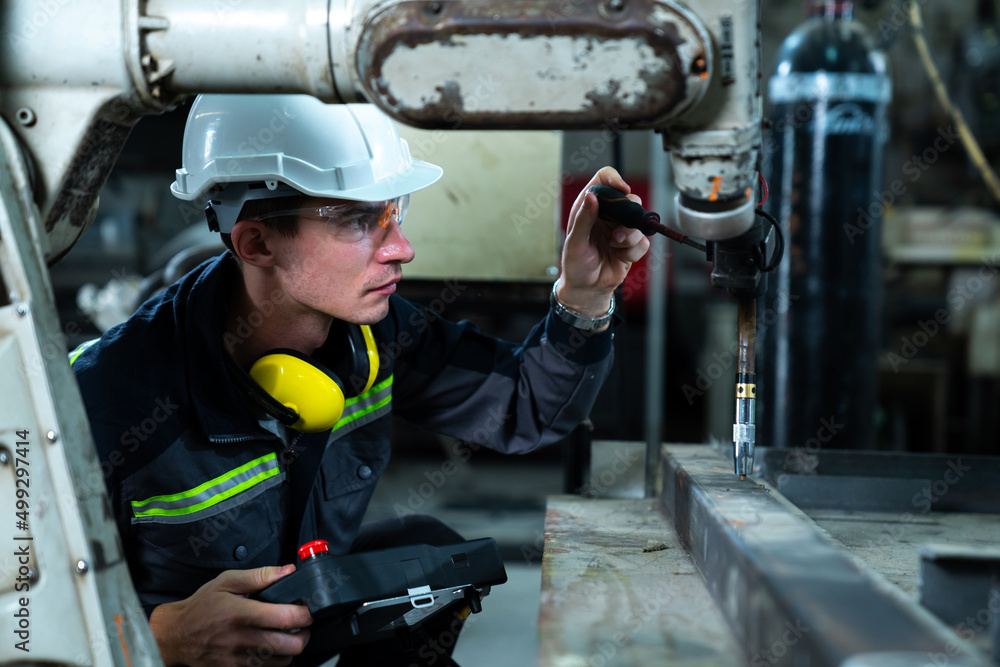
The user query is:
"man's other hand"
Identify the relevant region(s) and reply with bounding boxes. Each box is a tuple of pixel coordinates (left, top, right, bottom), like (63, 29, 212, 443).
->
(149, 565, 312, 667)
(556, 167, 652, 328)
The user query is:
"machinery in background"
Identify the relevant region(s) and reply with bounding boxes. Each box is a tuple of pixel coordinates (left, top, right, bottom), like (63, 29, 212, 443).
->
(0, 1, 766, 665)
(952, 0, 1000, 172)
(880, 205, 1000, 455)
(760, 0, 891, 452)
(2, 2, 1000, 666)
(589, 181, 783, 480)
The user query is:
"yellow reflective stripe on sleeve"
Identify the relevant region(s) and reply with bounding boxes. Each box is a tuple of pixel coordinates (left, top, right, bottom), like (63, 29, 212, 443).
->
(131, 452, 279, 518)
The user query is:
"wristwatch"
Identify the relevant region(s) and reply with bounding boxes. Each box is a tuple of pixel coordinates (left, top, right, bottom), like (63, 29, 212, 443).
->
(549, 284, 615, 331)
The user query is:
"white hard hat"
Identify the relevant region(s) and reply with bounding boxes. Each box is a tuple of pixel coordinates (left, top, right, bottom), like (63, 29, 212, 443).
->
(170, 95, 443, 233)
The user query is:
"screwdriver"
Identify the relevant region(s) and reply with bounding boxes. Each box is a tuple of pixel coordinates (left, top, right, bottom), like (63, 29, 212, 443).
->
(588, 184, 706, 252)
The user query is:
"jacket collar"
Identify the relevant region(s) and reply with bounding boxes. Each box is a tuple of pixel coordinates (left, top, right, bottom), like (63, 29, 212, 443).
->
(180, 253, 276, 443)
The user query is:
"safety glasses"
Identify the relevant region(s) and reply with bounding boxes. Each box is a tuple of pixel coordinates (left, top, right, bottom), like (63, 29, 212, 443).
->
(252, 195, 409, 242)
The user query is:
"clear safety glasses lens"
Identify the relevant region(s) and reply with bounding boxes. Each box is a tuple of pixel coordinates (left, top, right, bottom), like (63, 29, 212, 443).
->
(251, 195, 409, 241)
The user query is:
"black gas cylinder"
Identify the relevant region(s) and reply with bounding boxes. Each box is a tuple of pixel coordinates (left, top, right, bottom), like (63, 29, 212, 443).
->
(760, 0, 891, 452)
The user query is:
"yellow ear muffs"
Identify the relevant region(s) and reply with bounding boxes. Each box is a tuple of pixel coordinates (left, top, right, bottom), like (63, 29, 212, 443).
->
(249, 353, 346, 433)
(236, 325, 380, 433)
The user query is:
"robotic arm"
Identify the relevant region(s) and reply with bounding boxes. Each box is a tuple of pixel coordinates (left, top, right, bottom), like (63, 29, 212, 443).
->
(0, 0, 761, 260)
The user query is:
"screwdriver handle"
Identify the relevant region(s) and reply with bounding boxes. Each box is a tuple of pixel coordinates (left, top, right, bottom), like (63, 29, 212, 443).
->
(587, 184, 708, 252)
(588, 185, 659, 236)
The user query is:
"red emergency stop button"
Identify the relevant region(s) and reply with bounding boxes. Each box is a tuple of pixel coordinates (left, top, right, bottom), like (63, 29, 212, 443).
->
(298, 539, 329, 561)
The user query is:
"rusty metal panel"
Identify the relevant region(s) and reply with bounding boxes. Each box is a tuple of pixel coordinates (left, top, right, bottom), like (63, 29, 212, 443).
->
(356, 0, 711, 130)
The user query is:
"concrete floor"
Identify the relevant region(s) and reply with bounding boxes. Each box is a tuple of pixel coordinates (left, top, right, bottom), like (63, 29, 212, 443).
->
(452, 562, 543, 666)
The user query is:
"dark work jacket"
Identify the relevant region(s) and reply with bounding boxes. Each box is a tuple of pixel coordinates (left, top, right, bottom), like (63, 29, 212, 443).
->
(71, 253, 613, 615)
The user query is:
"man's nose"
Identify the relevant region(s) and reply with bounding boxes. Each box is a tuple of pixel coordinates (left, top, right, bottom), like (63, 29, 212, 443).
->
(376, 221, 415, 264)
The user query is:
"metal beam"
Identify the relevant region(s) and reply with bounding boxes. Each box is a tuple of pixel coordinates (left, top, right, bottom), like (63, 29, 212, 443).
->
(660, 445, 992, 667)
(918, 544, 1000, 657)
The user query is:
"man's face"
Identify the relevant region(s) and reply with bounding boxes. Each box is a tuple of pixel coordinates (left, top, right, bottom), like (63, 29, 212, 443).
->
(269, 197, 416, 325)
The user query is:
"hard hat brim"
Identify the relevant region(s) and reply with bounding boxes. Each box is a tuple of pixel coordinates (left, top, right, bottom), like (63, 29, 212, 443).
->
(171, 156, 442, 205)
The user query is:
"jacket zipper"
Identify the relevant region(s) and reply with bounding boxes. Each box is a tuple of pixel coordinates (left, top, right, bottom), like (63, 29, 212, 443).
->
(207, 434, 259, 445)
(280, 432, 305, 468)
(208, 432, 301, 470)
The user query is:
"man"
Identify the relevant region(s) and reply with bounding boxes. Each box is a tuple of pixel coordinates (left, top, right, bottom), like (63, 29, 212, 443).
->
(72, 95, 650, 667)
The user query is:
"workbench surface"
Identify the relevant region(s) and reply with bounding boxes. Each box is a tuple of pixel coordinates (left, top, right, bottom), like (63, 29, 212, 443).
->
(538, 495, 743, 666)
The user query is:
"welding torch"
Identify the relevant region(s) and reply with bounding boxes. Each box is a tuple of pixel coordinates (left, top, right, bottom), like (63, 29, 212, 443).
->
(590, 184, 780, 481)
(734, 300, 756, 480)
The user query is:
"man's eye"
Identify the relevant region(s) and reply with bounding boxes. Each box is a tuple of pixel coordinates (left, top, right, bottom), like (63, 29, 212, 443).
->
(329, 215, 376, 237)
(337, 217, 366, 230)
(356, 212, 384, 228)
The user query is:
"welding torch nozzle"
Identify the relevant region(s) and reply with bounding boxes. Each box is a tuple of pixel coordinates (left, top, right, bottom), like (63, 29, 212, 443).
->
(733, 373, 757, 479)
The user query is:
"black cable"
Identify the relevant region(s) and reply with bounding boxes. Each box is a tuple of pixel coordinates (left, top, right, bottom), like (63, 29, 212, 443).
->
(755, 208, 784, 273)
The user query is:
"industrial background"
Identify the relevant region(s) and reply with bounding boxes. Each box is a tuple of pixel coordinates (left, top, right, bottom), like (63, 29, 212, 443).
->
(2, 0, 1000, 665)
(51, 0, 1000, 454)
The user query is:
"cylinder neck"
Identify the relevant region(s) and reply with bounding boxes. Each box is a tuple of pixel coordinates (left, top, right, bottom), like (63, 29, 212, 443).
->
(806, 1, 855, 20)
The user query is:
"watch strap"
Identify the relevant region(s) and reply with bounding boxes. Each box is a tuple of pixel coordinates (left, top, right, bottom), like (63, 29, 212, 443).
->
(549, 285, 615, 331)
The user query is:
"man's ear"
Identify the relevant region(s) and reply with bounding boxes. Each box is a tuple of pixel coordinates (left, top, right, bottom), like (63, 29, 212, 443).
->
(229, 220, 276, 268)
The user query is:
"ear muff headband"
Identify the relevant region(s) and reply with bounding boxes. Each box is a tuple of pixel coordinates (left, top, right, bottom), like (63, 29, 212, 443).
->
(249, 351, 346, 433)
(358, 325, 379, 394)
(337, 324, 379, 395)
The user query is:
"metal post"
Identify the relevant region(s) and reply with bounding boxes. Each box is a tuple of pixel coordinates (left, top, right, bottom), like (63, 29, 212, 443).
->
(644, 137, 672, 498)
